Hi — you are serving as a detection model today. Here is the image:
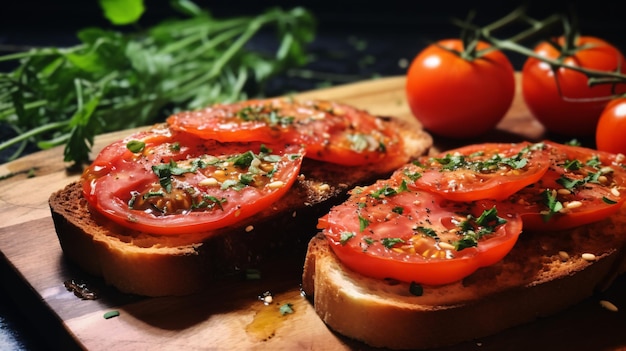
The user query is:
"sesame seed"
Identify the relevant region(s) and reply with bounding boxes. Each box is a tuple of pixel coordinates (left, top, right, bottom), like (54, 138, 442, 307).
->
(318, 183, 330, 192)
(438, 242, 455, 251)
(268, 180, 285, 189)
(557, 188, 571, 195)
(565, 201, 583, 209)
(558, 251, 570, 262)
(582, 253, 597, 262)
(600, 166, 614, 174)
(599, 300, 619, 312)
(611, 187, 621, 197)
(198, 177, 219, 187)
(598, 175, 609, 184)
(245, 225, 254, 232)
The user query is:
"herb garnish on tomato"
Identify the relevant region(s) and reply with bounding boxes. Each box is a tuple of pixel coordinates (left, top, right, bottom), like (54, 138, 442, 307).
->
(401, 142, 550, 201)
(82, 127, 305, 235)
(167, 98, 404, 166)
(319, 173, 522, 286)
(498, 141, 626, 230)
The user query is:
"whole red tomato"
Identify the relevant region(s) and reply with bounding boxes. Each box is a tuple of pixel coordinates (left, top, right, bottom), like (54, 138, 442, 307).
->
(522, 36, 626, 137)
(405, 39, 515, 139)
(596, 98, 626, 155)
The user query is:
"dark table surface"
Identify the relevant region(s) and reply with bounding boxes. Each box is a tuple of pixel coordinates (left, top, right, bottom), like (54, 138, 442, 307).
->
(2, 1, 626, 350)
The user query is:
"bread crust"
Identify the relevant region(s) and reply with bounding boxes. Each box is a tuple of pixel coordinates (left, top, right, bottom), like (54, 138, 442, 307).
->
(302, 206, 626, 350)
(49, 115, 432, 297)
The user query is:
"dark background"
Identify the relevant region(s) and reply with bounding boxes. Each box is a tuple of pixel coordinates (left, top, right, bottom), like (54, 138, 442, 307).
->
(2, 1, 626, 79)
(1, 1, 626, 349)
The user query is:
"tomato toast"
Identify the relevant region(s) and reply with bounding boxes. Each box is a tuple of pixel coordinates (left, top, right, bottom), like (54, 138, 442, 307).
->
(302, 141, 626, 349)
(49, 98, 433, 296)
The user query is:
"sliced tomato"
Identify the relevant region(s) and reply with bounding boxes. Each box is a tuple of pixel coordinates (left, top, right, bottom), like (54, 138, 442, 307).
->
(318, 177, 522, 286)
(167, 99, 404, 166)
(498, 141, 626, 231)
(400, 142, 550, 201)
(166, 98, 334, 144)
(83, 126, 304, 235)
(294, 100, 405, 166)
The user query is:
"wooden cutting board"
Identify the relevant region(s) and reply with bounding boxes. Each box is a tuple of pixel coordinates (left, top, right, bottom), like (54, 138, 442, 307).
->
(1, 75, 625, 351)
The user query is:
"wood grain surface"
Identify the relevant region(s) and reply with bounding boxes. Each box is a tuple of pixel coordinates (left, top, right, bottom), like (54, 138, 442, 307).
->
(1, 75, 625, 350)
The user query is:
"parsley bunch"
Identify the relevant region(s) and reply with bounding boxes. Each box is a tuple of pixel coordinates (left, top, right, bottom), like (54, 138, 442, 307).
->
(0, 0, 315, 164)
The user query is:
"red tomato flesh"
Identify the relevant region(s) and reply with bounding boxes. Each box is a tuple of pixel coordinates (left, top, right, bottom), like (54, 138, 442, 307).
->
(498, 141, 626, 231)
(83, 126, 304, 235)
(167, 98, 404, 166)
(319, 176, 522, 286)
(403, 142, 550, 201)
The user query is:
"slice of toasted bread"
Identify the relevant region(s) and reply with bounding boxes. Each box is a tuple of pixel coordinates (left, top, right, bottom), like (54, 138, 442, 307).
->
(49, 115, 432, 297)
(302, 205, 626, 350)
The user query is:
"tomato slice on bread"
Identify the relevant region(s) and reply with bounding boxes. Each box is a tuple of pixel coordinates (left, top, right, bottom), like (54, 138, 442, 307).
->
(83, 127, 304, 235)
(167, 98, 403, 166)
(499, 141, 626, 231)
(318, 175, 522, 286)
(403, 142, 550, 201)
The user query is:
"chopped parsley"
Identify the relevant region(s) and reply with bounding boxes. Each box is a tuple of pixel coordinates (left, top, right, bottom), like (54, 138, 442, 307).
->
(370, 180, 408, 199)
(126, 140, 145, 153)
(152, 158, 208, 192)
(340, 231, 356, 245)
(381, 237, 404, 249)
(236, 106, 295, 127)
(557, 173, 598, 190)
(541, 189, 563, 222)
(454, 207, 507, 251)
(409, 281, 424, 296)
(392, 206, 404, 214)
(432, 144, 541, 173)
(279, 303, 294, 315)
(359, 215, 370, 232)
(416, 226, 437, 239)
(192, 195, 225, 210)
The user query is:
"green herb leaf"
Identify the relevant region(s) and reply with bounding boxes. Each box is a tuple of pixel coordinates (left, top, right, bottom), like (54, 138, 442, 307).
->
(541, 189, 563, 221)
(103, 310, 120, 319)
(340, 231, 355, 245)
(358, 215, 370, 232)
(409, 281, 423, 296)
(416, 226, 438, 239)
(381, 237, 404, 249)
(0, 4, 316, 164)
(603, 196, 618, 205)
(126, 140, 145, 153)
(279, 303, 294, 315)
(392, 206, 404, 214)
